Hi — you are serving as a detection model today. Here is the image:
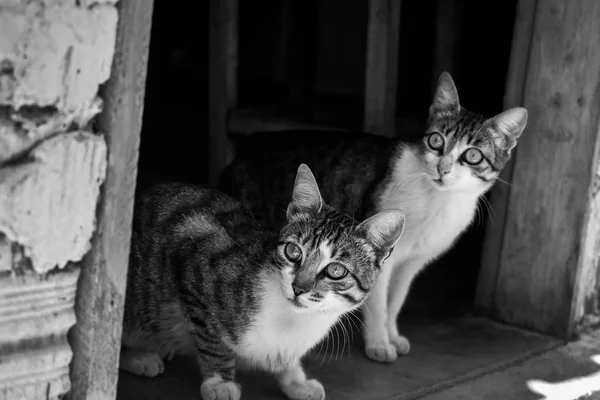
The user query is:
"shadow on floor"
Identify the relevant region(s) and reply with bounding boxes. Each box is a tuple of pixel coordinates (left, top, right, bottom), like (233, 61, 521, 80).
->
(117, 314, 561, 400)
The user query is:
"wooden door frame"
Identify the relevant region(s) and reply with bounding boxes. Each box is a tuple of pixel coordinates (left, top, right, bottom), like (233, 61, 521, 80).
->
(68, 0, 154, 398)
(477, 0, 600, 339)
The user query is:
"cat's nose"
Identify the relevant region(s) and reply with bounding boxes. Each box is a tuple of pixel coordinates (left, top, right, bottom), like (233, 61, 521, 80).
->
(292, 284, 309, 297)
(437, 159, 452, 176)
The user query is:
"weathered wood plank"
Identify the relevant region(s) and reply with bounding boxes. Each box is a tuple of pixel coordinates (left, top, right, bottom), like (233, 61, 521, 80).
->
(67, 0, 153, 398)
(209, 0, 238, 185)
(493, 0, 600, 338)
(573, 164, 600, 327)
(364, 0, 401, 137)
(476, 0, 538, 312)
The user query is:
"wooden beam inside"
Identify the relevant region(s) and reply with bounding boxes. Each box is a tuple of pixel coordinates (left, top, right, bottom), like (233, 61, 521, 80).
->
(489, 0, 600, 338)
(476, 0, 538, 314)
(364, 0, 401, 137)
(228, 108, 342, 134)
(209, 0, 238, 186)
(67, 0, 153, 398)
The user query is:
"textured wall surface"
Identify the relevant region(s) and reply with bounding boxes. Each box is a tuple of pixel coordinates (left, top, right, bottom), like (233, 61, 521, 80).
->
(0, 0, 118, 398)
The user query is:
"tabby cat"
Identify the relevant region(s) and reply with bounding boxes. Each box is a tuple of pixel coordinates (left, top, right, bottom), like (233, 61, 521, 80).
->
(120, 164, 405, 400)
(218, 72, 528, 364)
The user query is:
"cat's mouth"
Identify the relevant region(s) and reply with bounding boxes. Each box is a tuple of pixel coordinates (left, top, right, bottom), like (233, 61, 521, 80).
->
(432, 177, 445, 186)
(288, 297, 308, 309)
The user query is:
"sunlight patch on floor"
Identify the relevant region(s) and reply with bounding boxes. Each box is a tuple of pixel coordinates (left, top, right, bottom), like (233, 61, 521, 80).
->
(527, 355, 600, 400)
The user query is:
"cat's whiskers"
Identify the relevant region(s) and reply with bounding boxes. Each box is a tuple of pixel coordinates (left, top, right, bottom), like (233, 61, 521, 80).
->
(472, 201, 483, 231)
(478, 202, 485, 229)
(314, 334, 325, 362)
(352, 311, 369, 337)
(393, 171, 429, 191)
(345, 311, 359, 342)
(338, 317, 351, 359)
(468, 205, 478, 233)
(338, 319, 347, 360)
(319, 330, 331, 366)
(362, 303, 373, 318)
(333, 322, 341, 362)
(481, 196, 495, 222)
(494, 176, 512, 187)
(329, 324, 340, 364)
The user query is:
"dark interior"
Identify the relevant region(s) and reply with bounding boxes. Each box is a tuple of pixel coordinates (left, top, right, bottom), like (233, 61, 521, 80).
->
(137, 0, 519, 320)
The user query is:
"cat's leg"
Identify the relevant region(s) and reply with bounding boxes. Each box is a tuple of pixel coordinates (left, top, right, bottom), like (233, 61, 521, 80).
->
(120, 346, 165, 377)
(119, 323, 169, 377)
(276, 361, 325, 400)
(193, 330, 241, 400)
(361, 260, 396, 363)
(200, 373, 241, 400)
(386, 258, 424, 356)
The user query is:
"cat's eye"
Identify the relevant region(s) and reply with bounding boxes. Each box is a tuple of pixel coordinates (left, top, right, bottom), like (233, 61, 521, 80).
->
(284, 242, 302, 261)
(463, 148, 484, 165)
(427, 132, 444, 150)
(324, 263, 348, 280)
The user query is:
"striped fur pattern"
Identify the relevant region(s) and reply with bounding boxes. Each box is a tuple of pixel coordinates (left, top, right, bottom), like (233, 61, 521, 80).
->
(217, 72, 528, 365)
(120, 164, 404, 400)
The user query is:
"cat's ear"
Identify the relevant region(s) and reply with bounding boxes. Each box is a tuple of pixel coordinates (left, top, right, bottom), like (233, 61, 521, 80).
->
(430, 72, 460, 118)
(490, 107, 528, 151)
(287, 164, 323, 217)
(357, 209, 405, 251)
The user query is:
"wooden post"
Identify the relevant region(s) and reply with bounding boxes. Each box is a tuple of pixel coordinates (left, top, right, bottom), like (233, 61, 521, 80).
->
(476, 0, 538, 312)
(68, 0, 153, 398)
(364, 0, 401, 137)
(480, 0, 600, 339)
(573, 162, 600, 324)
(209, 0, 238, 185)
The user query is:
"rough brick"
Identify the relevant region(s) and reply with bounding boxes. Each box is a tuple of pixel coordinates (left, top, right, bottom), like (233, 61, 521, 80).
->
(0, 0, 118, 112)
(0, 131, 107, 274)
(0, 97, 103, 163)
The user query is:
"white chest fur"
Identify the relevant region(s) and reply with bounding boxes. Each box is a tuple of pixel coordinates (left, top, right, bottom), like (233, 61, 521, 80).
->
(234, 273, 338, 371)
(378, 148, 480, 263)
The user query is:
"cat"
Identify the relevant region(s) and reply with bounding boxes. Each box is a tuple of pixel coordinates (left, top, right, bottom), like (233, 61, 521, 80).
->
(217, 72, 528, 364)
(120, 163, 405, 400)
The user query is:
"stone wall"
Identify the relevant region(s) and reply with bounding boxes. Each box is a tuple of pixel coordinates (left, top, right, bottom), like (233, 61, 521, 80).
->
(0, 0, 119, 398)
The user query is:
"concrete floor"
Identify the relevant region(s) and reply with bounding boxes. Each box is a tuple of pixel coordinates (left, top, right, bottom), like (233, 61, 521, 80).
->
(421, 329, 600, 400)
(115, 314, 600, 400)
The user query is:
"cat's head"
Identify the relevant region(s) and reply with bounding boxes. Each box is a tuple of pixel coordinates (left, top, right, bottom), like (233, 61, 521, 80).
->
(274, 164, 405, 314)
(415, 72, 528, 194)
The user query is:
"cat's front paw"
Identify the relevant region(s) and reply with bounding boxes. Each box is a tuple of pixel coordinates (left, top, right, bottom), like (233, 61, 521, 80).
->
(389, 333, 411, 355)
(280, 378, 325, 400)
(365, 340, 397, 363)
(120, 351, 165, 377)
(200, 377, 241, 400)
